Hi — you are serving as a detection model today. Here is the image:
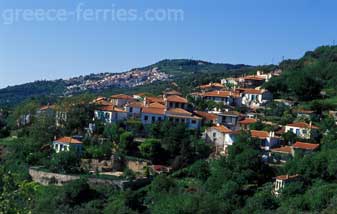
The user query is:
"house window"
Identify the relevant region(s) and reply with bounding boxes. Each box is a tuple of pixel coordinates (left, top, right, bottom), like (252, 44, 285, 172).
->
(175, 103, 179, 108)
(175, 118, 179, 123)
(129, 107, 133, 113)
(144, 115, 148, 121)
(213, 132, 216, 137)
(296, 129, 300, 135)
(152, 116, 156, 122)
(191, 120, 196, 124)
(302, 129, 307, 134)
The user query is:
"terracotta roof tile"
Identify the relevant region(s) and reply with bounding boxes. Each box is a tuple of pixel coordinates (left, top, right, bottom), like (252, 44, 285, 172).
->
(54, 137, 83, 144)
(276, 174, 299, 181)
(286, 122, 319, 129)
(212, 125, 232, 134)
(271, 146, 293, 154)
(193, 111, 217, 121)
(251, 130, 269, 139)
(148, 102, 165, 109)
(110, 94, 134, 100)
(97, 105, 126, 112)
(166, 95, 188, 103)
(293, 141, 319, 150)
(142, 107, 165, 115)
(239, 118, 257, 125)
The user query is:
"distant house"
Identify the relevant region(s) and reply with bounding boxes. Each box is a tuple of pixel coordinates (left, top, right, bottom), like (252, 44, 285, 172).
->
(274, 174, 300, 196)
(217, 111, 243, 130)
(292, 141, 319, 154)
(197, 90, 241, 106)
(163, 90, 182, 97)
(294, 109, 315, 119)
(251, 130, 280, 150)
(53, 137, 83, 154)
(236, 88, 272, 108)
(166, 108, 202, 130)
(205, 125, 237, 155)
(193, 110, 218, 125)
(285, 122, 319, 140)
(36, 105, 55, 116)
(56, 111, 68, 127)
(110, 94, 134, 107)
(239, 118, 257, 130)
(94, 105, 128, 123)
(198, 83, 225, 92)
(141, 107, 165, 125)
(270, 146, 294, 163)
(164, 95, 189, 110)
(124, 101, 144, 118)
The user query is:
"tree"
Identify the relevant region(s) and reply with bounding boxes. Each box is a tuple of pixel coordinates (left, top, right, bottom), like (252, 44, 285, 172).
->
(48, 150, 81, 174)
(138, 139, 164, 162)
(118, 132, 135, 155)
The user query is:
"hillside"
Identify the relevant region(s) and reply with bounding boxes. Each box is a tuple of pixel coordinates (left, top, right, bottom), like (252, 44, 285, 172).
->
(0, 59, 269, 107)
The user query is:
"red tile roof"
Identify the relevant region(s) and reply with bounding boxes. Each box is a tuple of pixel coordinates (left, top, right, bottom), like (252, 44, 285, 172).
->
(212, 125, 232, 134)
(251, 130, 269, 139)
(293, 141, 319, 150)
(271, 146, 293, 154)
(146, 96, 165, 104)
(166, 108, 192, 116)
(55, 137, 83, 144)
(148, 102, 165, 109)
(193, 111, 217, 121)
(39, 105, 55, 111)
(239, 118, 257, 125)
(166, 95, 188, 103)
(202, 90, 239, 98)
(164, 90, 182, 96)
(199, 83, 224, 89)
(97, 105, 126, 112)
(243, 75, 266, 81)
(237, 88, 265, 94)
(286, 122, 319, 129)
(276, 174, 299, 181)
(110, 94, 134, 100)
(142, 107, 165, 115)
(127, 101, 144, 108)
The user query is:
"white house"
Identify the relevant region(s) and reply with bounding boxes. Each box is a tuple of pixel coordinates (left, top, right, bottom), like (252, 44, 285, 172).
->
(237, 88, 273, 108)
(274, 174, 299, 196)
(124, 101, 144, 118)
(285, 122, 319, 140)
(251, 130, 281, 150)
(205, 125, 237, 155)
(141, 107, 165, 125)
(110, 94, 134, 107)
(94, 105, 128, 123)
(165, 108, 202, 130)
(53, 137, 83, 154)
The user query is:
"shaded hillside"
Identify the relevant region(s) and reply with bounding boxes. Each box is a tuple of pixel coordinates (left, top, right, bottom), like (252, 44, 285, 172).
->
(265, 45, 337, 102)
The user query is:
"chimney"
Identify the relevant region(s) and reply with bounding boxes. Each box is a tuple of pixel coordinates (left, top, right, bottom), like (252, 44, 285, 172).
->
(309, 121, 312, 128)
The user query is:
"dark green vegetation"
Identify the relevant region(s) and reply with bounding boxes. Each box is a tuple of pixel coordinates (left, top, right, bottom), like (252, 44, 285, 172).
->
(1, 46, 337, 213)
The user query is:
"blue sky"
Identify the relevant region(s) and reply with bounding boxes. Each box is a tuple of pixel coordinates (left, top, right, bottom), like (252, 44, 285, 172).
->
(0, 0, 337, 88)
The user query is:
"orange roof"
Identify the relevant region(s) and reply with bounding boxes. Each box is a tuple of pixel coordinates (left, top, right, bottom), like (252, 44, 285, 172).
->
(276, 174, 299, 181)
(97, 105, 126, 112)
(166, 108, 192, 116)
(127, 101, 144, 108)
(148, 102, 165, 109)
(239, 118, 257, 125)
(199, 83, 224, 89)
(39, 105, 55, 111)
(146, 96, 165, 104)
(295, 109, 314, 114)
(54, 137, 83, 144)
(212, 125, 232, 134)
(110, 94, 134, 100)
(202, 90, 238, 98)
(271, 146, 293, 154)
(251, 130, 269, 139)
(237, 88, 265, 94)
(243, 75, 266, 81)
(142, 107, 165, 115)
(166, 95, 188, 103)
(194, 111, 217, 121)
(293, 141, 319, 150)
(286, 122, 319, 129)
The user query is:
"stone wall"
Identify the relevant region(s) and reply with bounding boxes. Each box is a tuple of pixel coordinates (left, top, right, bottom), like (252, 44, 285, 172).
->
(29, 167, 151, 190)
